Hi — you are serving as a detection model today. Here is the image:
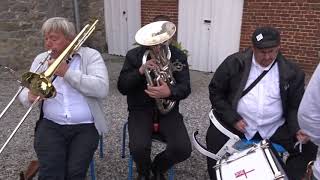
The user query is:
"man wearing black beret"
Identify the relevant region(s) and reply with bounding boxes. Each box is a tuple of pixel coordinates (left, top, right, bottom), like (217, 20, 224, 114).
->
(205, 26, 317, 179)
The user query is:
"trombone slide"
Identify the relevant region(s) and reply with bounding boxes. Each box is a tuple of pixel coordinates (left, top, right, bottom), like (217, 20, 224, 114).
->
(0, 96, 40, 154)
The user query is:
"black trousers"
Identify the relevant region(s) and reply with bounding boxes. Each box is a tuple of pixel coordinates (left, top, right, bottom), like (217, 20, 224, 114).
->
(34, 119, 99, 180)
(128, 109, 192, 176)
(206, 122, 317, 180)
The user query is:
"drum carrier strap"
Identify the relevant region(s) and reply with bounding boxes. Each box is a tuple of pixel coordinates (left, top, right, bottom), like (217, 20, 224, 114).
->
(209, 110, 241, 159)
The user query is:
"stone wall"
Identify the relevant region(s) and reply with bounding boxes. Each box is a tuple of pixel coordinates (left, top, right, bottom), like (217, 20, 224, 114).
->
(78, 0, 106, 54)
(0, 0, 106, 70)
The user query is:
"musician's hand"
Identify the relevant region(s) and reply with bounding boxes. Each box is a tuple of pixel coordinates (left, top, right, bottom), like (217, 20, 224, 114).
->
(296, 129, 310, 144)
(233, 119, 247, 133)
(55, 61, 69, 77)
(28, 91, 40, 103)
(48, 59, 69, 77)
(139, 59, 158, 75)
(145, 79, 171, 98)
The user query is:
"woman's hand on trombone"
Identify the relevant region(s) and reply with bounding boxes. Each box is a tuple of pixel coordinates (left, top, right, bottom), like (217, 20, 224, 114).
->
(48, 59, 69, 77)
(28, 91, 41, 103)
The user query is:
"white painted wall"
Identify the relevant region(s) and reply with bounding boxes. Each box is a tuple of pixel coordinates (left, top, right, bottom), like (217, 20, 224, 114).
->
(178, 0, 244, 72)
(104, 0, 141, 56)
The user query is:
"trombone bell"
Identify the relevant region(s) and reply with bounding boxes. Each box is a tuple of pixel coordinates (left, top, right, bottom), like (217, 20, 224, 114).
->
(21, 72, 56, 98)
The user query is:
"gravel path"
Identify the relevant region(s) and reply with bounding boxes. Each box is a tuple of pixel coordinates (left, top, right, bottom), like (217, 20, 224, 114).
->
(0, 54, 214, 180)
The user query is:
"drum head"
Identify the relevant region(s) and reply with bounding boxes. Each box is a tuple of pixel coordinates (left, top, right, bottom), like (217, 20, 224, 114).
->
(215, 142, 288, 180)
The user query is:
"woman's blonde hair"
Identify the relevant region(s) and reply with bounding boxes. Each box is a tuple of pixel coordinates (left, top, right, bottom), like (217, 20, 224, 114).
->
(41, 17, 76, 40)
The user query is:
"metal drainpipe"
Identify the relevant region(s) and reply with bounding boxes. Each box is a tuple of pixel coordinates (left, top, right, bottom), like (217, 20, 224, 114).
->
(73, 0, 81, 33)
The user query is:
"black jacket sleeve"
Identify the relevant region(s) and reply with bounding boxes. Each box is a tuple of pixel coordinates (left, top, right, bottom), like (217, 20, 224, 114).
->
(283, 63, 305, 136)
(208, 55, 243, 126)
(117, 47, 146, 95)
(168, 46, 191, 101)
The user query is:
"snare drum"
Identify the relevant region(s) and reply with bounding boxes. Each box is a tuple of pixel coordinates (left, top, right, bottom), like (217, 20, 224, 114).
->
(215, 140, 288, 180)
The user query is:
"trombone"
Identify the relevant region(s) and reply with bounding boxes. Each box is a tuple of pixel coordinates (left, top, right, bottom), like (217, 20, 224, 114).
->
(0, 51, 52, 120)
(0, 19, 99, 155)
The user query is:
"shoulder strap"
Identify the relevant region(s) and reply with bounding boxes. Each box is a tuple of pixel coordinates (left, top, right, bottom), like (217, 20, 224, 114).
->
(241, 59, 277, 98)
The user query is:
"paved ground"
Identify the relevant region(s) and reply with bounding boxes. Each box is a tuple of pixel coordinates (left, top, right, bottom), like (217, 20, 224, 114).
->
(0, 54, 214, 180)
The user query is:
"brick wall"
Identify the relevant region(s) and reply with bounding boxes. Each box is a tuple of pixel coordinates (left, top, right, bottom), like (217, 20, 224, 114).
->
(0, 0, 105, 70)
(240, 0, 320, 74)
(141, 0, 179, 27)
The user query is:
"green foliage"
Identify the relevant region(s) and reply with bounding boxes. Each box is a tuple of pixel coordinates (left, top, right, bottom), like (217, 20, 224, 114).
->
(171, 41, 189, 56)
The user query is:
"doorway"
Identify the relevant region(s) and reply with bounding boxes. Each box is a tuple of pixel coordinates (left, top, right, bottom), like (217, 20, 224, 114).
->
(178, 0, 244, 72)
(104, 0, 141, 56)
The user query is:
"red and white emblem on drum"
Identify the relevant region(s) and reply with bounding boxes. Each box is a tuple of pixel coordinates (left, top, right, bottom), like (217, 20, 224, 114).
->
(234, 169, 255, 178)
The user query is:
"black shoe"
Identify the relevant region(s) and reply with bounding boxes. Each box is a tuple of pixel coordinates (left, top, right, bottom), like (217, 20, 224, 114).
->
(137, 173, 151, 180)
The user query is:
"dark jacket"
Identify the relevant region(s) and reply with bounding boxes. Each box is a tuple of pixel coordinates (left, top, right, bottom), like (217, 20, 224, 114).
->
(209, 48, 305, 136)
(117, 45, 191, 112)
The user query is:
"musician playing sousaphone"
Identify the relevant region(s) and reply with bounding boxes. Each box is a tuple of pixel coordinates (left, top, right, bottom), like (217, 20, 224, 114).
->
(117, 15, 191, 180)
(205, 26, 317, 180)
(18, 17, 109, 179)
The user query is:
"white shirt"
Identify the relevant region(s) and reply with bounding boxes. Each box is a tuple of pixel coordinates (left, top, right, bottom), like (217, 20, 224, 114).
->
(298, 63, 320, 179)
(43, 54, 94, 124)
(237, 55, 284, 140)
